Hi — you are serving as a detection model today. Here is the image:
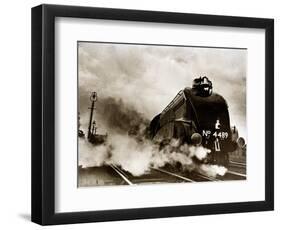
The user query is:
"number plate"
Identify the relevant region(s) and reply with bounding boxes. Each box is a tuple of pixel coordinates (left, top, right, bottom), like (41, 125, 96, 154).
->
(202, 130, 228, 140)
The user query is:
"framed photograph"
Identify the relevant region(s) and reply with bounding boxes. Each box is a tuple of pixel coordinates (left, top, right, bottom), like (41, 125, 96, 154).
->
(31, 4, 274, 225)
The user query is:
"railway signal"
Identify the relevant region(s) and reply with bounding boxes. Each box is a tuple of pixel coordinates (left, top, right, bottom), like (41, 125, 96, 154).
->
(87, 92, 97, 140)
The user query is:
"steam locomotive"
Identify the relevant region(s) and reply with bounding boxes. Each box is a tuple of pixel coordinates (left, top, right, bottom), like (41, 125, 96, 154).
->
(149, 76, 243, 166)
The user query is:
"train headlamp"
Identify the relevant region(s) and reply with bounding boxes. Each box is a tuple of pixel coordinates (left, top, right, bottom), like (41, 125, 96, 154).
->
(191, 133, 202, 146)
(237, 137, 246, 148)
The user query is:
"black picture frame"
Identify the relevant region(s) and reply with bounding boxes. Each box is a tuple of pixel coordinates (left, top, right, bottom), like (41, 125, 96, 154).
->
(31, 4, 274, 225)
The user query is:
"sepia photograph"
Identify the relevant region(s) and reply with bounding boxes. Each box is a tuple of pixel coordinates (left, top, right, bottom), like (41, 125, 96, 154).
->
(77, 42, 247, 187)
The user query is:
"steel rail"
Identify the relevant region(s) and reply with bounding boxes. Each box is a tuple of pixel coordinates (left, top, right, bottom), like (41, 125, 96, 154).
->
(109, 164, 134, 185)
(194, 172, 221, 181)
(229, 161, 246, 167)
(226, 170, 247, 178)
(152, 168, 195, 182)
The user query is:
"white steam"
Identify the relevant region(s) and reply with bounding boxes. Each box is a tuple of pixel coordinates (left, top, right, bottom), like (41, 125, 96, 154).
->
(79, 134, 227, 178)
(199, 164, 228, 178)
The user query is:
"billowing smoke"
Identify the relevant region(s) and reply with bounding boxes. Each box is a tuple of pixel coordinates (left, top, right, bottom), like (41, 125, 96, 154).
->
(95, 97, 150, 136)
(79, 134, 227, 177)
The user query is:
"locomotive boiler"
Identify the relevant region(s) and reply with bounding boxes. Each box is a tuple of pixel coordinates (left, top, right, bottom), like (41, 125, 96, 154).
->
(149, 76, 241, 166)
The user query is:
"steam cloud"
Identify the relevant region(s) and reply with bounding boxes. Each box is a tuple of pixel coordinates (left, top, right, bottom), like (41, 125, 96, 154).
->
(79, 134, 219, 177)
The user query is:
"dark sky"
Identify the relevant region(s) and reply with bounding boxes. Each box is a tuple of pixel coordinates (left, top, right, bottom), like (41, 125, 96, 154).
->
(78, 42, 247, 139)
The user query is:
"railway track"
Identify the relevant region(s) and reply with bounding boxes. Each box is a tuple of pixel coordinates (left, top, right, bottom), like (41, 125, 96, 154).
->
(151, 168, 195, 182)
(79, 161, 246, 187)
(109, 164, 133, 185)
(229, 161, 246, 168)
(192, 172, 221, 182)
(227, 160, 247, 176)
(110, 164, 221, 185)
(226, 170, 247, 178)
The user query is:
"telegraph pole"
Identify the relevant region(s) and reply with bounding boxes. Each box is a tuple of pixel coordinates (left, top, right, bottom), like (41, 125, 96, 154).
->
(87, 92, 97, 140)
